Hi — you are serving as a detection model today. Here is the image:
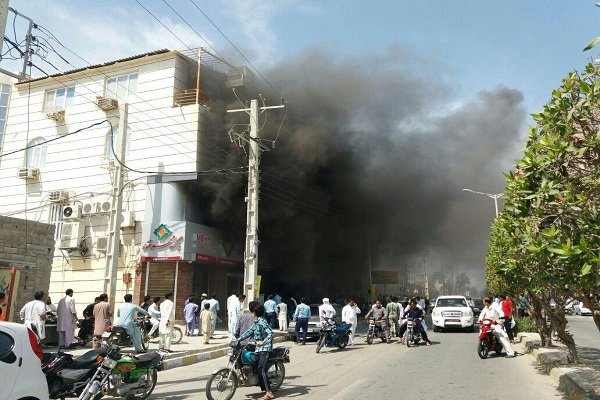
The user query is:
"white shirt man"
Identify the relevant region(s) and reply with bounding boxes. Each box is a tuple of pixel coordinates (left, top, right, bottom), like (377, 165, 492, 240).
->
(159, 293, 175, 351)
(208, 295, 220, 338)
(148, 298, 160, 336)
(57, 289, 77, 347)
(319, 298, 336, 324)
(226, 293, 240, 338)
(341, 300, 361, 345)
(479, 299, 515, 357)
(20, 292, 47, 340)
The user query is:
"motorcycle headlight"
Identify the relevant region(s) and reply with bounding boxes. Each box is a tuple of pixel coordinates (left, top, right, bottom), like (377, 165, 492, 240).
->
(102, 358, 118, 369)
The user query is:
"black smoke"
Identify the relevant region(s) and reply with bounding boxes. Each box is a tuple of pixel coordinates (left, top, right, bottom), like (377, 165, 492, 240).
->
(201, 46, 527, 300)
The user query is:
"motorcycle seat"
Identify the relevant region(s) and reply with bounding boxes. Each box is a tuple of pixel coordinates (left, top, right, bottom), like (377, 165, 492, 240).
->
(57, 368, 92, 382)
(69, 348, 107, 369)
(131, 352, 162, 368)
(111, 326, 128, 334)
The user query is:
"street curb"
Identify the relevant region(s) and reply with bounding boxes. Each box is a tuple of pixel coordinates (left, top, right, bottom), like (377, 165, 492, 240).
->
(518, 333, 600, 400)
(162, 334, 293, 370)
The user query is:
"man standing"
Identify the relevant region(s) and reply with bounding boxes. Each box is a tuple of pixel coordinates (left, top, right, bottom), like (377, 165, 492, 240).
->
(518, 292, 528, 319)
(57, 289, 78, 348)
(273, 293, 282, 305)
(198, 293, 208, 336)
(386, 296, 401, 338)
(292, 298, 311, 345)
(208, 294, 220, 338)
(263, 295, 277, 328)
(200, 303, 212, 344)
(115, 294, 148, 353)
(500, 294, 515, 343)
(342, 298, 361, 345)
(277, 299, 288, 332)
(227, 291, 240, 339)
(93, 294, 111, 349)
(159, 292, 175, 351)
(236, 300, 258, 345)
(20, 291, 47, 341)
(184, 297, 198, 336)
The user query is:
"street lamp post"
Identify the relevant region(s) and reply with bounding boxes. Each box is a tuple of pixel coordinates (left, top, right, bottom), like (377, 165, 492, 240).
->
(462, 188, 504, 217)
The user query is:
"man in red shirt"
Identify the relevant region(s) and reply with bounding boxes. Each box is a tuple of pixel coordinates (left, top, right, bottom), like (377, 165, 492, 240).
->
(500, 295, 514, 343)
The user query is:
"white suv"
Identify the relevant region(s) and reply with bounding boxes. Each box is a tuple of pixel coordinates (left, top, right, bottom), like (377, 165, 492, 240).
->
(0, 321, 49, 400)
(431, 295, 474, 332)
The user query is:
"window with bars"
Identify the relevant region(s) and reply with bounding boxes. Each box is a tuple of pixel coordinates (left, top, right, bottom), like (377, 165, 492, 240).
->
(49, 204, 64, 241)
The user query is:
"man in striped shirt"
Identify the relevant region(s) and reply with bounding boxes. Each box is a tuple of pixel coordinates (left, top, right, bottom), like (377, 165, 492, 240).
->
(293, 298, 311, 345)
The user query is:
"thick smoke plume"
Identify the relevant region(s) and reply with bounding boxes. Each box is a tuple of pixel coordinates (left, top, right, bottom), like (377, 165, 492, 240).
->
(202, 46, 527, 300)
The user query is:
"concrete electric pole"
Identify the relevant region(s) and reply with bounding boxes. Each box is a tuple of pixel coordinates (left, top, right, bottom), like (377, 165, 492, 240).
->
(227, 99, 285, 306)
(0, 3, 34, 80)
(103, 104, 129, 310)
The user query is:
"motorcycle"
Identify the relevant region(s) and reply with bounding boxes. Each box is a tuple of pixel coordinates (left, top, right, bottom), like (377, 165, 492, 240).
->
(403, 317, 422, 348)
(141, 318, 183, 345)
(315, 318, 352, 353)
(477, 318, 504, 359)
(366, 318, 389, 344)
(77, 318, 95, 346)
(103, 319, 150, 351)
(42, 347, 108, 399)
(205, 341, 290, 400)
(78, 345, 164, 400)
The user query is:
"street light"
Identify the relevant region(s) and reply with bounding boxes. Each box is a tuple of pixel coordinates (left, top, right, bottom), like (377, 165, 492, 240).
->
(462, 188, 504, 217)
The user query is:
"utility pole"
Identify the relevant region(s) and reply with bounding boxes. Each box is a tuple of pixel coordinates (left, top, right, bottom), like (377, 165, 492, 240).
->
(423, 256, 430, 299)
(227, 99, 285, 306)
(0, 0, 9, 55)
(103, 104, 128, 310)
(0, 4, 33, 80)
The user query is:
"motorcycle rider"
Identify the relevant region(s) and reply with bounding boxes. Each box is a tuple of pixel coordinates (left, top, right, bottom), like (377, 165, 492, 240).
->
(365, 299, 390, 343)
(319, 298, 336, 325)
(397, 298, 432, 346)
(478, 297, 516, 357)
(115, 294, 149, 353)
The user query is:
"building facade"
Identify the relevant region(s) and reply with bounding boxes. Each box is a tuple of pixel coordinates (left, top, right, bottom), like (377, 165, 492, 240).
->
(0, 49, 248, 318)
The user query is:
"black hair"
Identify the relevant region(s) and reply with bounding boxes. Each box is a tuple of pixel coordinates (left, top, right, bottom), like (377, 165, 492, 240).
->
(34, 290, 44, 300)
(165, 292, 173, 299)
(100, 293, 108, 301)
(143, 295, 151, 302)
(66, 289, 73, 296)
(124, 294, 133, 303)
(153, 296, 161, 303)
(300, 297, 306, 303)
(267, 294, 274, 300)
(188, 296, 195, 304)
(253, 304, 265, 318)
(248, 300, 259, 312)
(204, 302, 210, 310)
(94, 297, 101, 302)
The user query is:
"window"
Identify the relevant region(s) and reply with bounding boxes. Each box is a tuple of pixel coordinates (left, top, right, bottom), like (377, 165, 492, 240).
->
(104, 125, 132, 159)
(25, 137, 47, 168)
(0, 331, 16, 363)
(0, 84, 11, 153)
(44, 86, 75, 111)
(105, 73, 138, 101)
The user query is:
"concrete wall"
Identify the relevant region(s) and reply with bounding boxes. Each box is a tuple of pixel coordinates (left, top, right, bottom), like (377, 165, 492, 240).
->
(0, 215, 55, 321)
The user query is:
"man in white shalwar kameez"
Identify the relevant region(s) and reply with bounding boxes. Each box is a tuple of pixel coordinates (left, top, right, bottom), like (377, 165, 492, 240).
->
(226, 291, 240, 339)
(159, 292, 175, 351)
(319, 298, 336, 324)
(20, 291, 47, 341)
(479, 297, 516, 357)
(341, 299, 361, 345)
(57, 289, 78, 347)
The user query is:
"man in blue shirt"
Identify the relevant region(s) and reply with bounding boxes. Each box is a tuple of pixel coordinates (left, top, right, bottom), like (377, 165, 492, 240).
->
(397, 298, 432, 346)
(115, 294, 149, 352)
(292, 297, 311, 345)
(263, 295, 278, 328)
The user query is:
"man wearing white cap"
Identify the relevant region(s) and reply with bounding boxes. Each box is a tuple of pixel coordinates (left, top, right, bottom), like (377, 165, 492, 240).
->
(319, 298, 336, 324)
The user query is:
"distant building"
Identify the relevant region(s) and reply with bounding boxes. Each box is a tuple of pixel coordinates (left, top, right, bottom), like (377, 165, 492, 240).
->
(0, 49, 253, 318)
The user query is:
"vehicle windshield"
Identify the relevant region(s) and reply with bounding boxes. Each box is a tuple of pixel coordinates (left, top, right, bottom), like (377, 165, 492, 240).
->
(473, 299, 484, 308)
(436, 298, 468, 307)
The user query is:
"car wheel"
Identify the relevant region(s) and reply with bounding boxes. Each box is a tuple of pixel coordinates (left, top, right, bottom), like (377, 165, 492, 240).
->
(433, 326, 440, 333)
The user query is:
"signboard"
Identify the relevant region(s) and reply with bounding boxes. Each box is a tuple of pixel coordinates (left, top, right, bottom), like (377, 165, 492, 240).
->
(371, 270, 400, 284)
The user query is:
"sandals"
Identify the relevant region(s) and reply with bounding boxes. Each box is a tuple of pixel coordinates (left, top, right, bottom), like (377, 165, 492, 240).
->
(258, 394, 275, 400)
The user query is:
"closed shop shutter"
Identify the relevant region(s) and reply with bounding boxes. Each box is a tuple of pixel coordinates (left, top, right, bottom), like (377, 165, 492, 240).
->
(147, 262, 176, 298)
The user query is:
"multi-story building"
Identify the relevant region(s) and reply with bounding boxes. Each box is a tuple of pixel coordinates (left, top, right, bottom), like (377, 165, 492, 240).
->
(0, 49, 251, 317)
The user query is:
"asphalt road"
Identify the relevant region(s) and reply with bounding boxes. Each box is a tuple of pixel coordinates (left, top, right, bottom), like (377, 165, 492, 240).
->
(141, 324, 565, 400)
(568, 315, 600, 369)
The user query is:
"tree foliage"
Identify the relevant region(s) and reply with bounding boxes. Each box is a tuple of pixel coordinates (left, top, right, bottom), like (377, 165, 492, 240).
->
(486, 62, 600, 362)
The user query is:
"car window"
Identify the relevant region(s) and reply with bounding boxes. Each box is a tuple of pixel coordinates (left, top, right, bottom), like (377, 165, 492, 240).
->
(436, 298, 468, 307)
(0, 331, 17, 364)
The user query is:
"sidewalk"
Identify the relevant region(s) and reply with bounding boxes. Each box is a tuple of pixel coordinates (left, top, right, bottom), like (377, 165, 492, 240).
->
(515, 332, 600, 400)
(43, 323, 293, 371)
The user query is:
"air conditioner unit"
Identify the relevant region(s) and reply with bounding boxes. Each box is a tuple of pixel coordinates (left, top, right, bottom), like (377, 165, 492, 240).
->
(100, 201, 112, 213)
(101, 158, 116, 170)
(81, 202, 100, 216)
(96, 96, 119, 112)
(49, 190, 70, 203)
(96, 236, 109, 252)
(63, 203, 82, 220)
(17, 167, 40, 180)
(45, 107, 65, 122)
(59, 222, 84, 249)
(120, 211, 136, 229)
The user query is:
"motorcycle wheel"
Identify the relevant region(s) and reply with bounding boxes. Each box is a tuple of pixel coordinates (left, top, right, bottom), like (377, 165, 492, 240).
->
(171, 327, 183, 344)
(405, 332, 411, 348)
(125, 368, 158, 400)
(338, 336, 348, 349)
(141, 329, 149, 351)
(478, 339, 489, 359)
(366, 332, 373, 345)
(267, 360, 286, 391)
(206, 368, 238, 400)
(316, 334, 326, 353)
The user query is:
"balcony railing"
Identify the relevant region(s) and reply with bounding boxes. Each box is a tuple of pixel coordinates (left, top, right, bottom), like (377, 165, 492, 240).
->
(173, 89, 210, 107)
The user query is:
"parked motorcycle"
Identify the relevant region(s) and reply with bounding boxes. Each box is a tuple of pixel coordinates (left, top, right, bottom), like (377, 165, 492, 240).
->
(205, 341, 290, 400)
(366, 318, 389, 344)
(477, 318, 504, 359)
(103, 319, 149, 351)
(315, 318, 352, 353)
(78, 345, 164, 400)
(77, 318, 95, 346)
(142, 319, 183, 345)
(403, 317, 424, 347)
(42, 347, 107, 399)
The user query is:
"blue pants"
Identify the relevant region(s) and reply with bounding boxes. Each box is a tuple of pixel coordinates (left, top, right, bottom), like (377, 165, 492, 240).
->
(119, 322, 143, 351)
(295, 318, 308, 343)
(257, 351, 271, 391)
(186, 320, 195, 334)
(266, 312, 277, 328)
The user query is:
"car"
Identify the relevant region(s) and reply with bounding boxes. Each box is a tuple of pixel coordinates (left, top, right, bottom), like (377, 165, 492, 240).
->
(288, 303, 343, 340)
(431, 295, 474, 332)
(573, 301, 592, 316)
(471, 298, 484, 319)
(0, 321, 49, 400)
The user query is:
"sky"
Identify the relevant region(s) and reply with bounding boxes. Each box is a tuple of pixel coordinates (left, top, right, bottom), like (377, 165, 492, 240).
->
(3, 0, 600, 295)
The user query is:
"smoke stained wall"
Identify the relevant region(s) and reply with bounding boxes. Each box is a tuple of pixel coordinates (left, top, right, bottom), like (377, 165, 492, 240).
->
(199, 46, 528, 301)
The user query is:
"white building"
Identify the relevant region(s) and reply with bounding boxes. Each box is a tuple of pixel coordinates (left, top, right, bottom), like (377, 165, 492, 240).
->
(0, 49, 251, 317)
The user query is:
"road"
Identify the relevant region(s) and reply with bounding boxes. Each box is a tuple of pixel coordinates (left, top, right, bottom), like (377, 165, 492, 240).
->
(568, 315, 600, 369)
(143, 324, 564, 400)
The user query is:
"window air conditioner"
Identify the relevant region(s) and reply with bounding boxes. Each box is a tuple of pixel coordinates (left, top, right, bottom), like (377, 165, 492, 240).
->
(59, 222, 84, 249)
(17, 167, 40, 180)
(96, 96, 119, 111)
(63, 203, 83, 220)
(120, 211, 136, 229)
(82, 202, 100, 216)
(45, 107, 65, 122)
(96, 236, 109, 252)
(49, 190, 70, 203)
